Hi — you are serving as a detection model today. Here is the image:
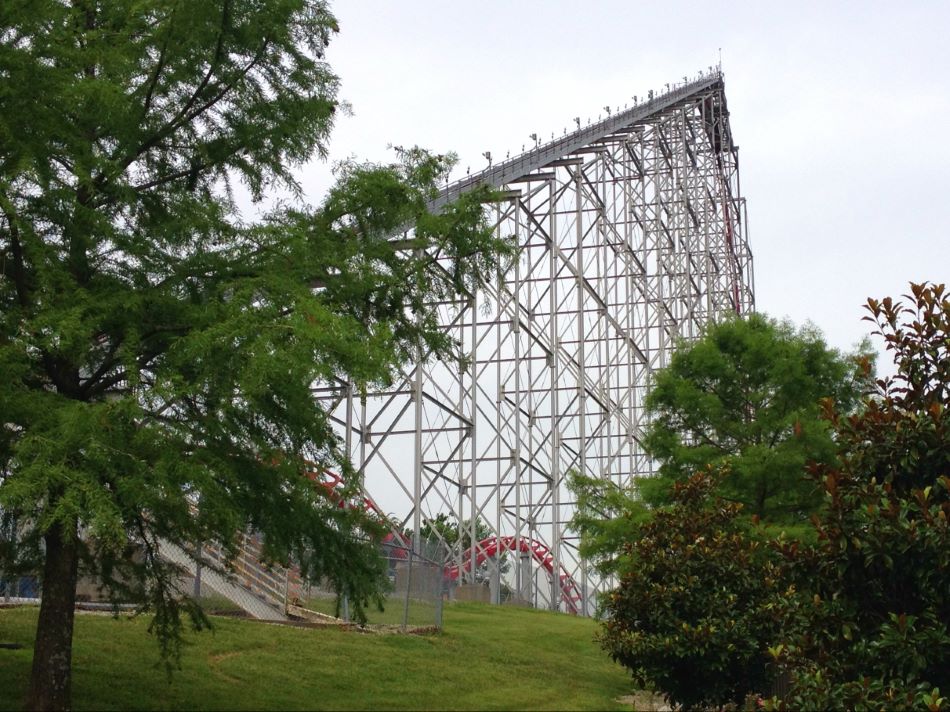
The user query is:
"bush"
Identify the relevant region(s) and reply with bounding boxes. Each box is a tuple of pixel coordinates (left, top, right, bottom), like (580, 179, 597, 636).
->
(599, 468, 786, 709)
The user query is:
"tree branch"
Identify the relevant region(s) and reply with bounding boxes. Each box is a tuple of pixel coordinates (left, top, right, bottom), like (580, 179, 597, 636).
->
(110, 33, 269, 191)
(0, 192, 31, 308)
(170, 0, 231, 125)
(84, 371, 129, 399)
(139, 3, 179, 121)
(79, 338, 124, 398)
(132, 161, 209, 193)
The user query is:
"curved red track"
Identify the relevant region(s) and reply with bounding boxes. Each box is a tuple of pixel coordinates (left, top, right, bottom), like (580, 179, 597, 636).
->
(308, 467, 582, 613)
(307, 467, 412, 554)
(446, 536, 582, 614)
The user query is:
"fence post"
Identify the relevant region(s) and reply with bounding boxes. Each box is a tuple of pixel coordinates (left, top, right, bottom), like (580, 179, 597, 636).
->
(193, 543, 202, 599)
(435, 563, 443, 629)
(402, 550, 414, 630)
(283, 567, 290, 614)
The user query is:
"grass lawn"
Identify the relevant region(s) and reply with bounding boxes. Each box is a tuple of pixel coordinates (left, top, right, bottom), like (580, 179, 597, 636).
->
(301, 594, 440, 627)
(0, 602, 646, 710)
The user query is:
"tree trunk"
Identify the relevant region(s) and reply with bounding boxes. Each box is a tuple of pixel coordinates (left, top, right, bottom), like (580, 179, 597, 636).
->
(755, 483, 767, 520)
(26, 521, 80, 712)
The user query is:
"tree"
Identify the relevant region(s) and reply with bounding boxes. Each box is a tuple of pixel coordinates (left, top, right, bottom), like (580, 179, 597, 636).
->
(641, 313, 870, 521)
(419, 512, 494, 549)
(773, 283, 950, 709)
(418, 513, 509, 583)
(570, 315, 866, 584)
(0, 2, 511, 709)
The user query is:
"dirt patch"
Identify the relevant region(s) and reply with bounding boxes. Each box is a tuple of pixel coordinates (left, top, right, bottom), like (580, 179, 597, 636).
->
(205, 608, 251, 618)
(208, 651, 242, 665)
(208, 651, 245, 684)
(617, 692, 670, 711)
(279, 616, 439, 636)
(283, 603, 438, 635)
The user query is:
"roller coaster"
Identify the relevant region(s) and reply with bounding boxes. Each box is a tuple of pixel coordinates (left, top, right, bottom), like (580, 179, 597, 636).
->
(177, 69, 754, 619)
(316, 467, 583, 613)
(317, 68, 754, 615)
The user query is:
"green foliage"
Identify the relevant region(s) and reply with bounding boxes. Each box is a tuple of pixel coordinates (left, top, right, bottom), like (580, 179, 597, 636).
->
(419, 513, 492, 549)
(592, 284, 949, 710)
(569, 315, 857, 588)
(0, 0, 511, 681)
(599, 468, 787, 709)
(0, 509, 41, 581)
(642, 313, 870, 521)
(772, 283, 950, 710)
(567, 472, 649, 578)
(419, 513, 510, 581)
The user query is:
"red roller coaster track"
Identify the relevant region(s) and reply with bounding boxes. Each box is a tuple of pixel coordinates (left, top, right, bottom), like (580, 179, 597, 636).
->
(307, 466, 582, 613)
(446, 536, 582, 614)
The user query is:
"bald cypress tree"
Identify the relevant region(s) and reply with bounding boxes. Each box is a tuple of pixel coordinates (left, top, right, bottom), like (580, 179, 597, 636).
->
(0, 2, 509, 708)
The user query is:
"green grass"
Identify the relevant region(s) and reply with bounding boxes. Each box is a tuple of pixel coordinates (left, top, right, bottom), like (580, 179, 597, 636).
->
(301, 594, 440, 627)
(195, 594, 246, 615)
(0, 602, 643, 710)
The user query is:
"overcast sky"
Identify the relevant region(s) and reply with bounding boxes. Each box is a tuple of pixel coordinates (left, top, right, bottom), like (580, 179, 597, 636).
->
(295, 0, 949, 366)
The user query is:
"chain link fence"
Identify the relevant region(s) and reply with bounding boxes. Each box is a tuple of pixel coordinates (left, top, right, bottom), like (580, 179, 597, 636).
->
(176, 533, 449, 629)
(3, 519, 507, 631)
(0, 512, 40, 604)
(291, 543, 445, 629)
